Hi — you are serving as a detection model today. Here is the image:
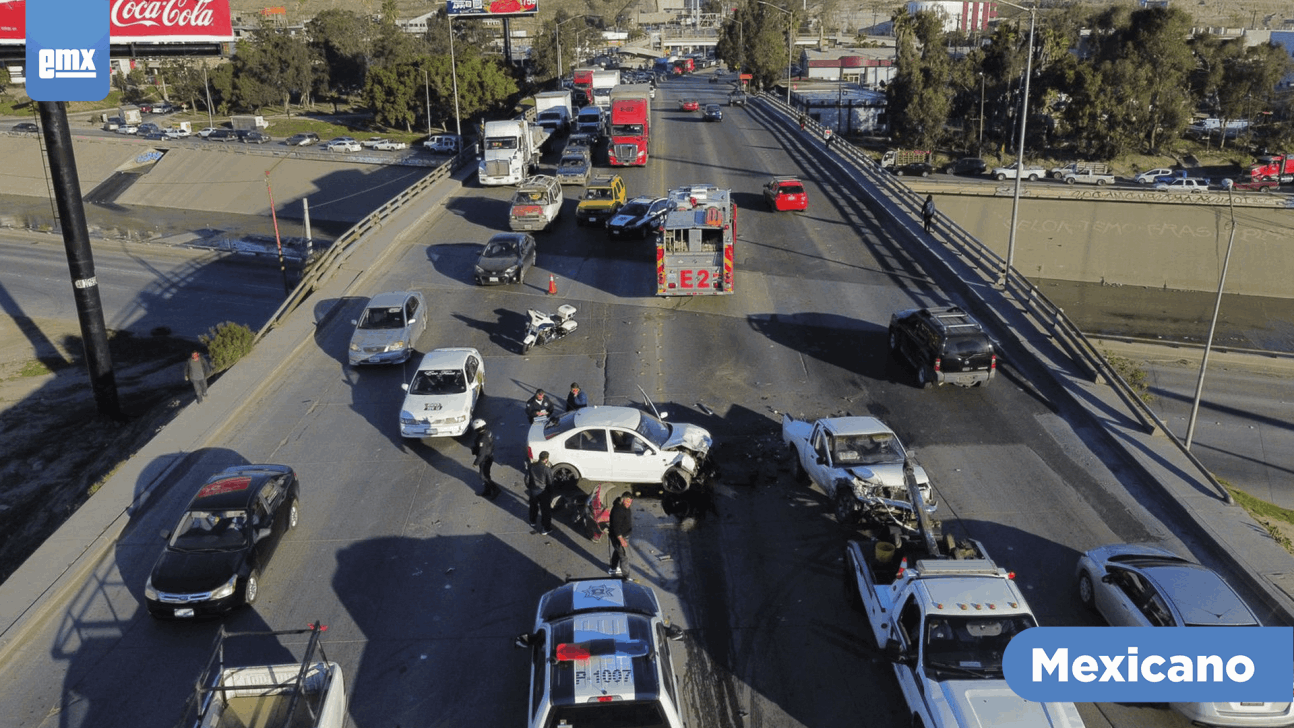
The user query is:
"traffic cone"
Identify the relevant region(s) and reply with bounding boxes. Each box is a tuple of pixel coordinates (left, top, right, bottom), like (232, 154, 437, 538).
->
(547, 274, 557, 295)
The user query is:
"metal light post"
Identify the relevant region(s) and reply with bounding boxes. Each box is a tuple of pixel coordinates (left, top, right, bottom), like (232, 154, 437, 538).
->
(1186, 189, 1238, 451)
(755, 1, 793, 106)
(423, 68, 431, 135)
(995, 0, 1035, 289)
(449, 16, 462, 138)
(978, 71, 985, 150)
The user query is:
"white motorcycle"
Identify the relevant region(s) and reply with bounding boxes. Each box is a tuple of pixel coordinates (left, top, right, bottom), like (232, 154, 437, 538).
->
(521, 305, 578, 353)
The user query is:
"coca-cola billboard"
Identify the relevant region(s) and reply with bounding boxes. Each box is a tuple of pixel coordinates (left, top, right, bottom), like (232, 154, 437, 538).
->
(0, 0, 234, 45)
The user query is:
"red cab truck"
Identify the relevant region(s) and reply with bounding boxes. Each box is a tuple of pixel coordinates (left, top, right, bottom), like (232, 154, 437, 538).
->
(608, 84, 651, 167)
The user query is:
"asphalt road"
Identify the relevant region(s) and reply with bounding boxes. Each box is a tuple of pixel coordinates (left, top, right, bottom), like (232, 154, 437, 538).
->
(0, 231, 289, 340)
(0, 77, 1271, 728)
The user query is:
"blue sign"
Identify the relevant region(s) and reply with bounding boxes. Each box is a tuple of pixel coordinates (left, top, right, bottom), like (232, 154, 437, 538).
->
(26, 0, 110, 101)
(1004, 627, 1293, 703)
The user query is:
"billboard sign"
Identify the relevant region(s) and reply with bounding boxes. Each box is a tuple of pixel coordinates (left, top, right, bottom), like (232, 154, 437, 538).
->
(26, 0, 110, 101)
(446, 0, 537, 17)
(0, 0, 235, 45)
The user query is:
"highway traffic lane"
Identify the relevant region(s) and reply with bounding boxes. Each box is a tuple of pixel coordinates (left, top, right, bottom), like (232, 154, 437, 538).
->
(0, 234, 287, 340)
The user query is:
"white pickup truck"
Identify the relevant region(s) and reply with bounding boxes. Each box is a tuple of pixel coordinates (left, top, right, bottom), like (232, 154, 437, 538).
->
(843, 481, 1086, 728)
(782, 414, 935, 531)
(992, 162, 1046, 181)
(178, 623, 347, 728)
(1061, 168, 1115, 186)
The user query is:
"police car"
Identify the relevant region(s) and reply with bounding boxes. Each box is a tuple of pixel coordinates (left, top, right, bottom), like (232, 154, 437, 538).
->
(518, 577, 686, 728)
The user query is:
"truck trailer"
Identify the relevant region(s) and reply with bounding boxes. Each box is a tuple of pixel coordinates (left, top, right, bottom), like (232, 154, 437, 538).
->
(608, 84, 651, 167)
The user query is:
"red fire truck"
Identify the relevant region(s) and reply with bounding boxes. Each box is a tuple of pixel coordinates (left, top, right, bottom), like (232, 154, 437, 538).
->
(656, 185, 736, 296)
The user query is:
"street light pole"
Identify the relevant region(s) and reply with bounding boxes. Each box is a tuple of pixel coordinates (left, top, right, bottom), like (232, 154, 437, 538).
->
(995, 1, 1035, 289)
(978, 71, 985, 150)
(449, 16, 462, 138)
(1186, 189, 1238, 451)
(423, 68, 431, 135)
(755, 1, 793, 106)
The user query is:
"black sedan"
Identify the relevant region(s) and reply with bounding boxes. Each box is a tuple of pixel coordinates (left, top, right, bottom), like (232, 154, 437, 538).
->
(474, 232, 537, 285)
(11, 122, 38, 133)
(703, 104, 723, 122)
(892, 162, 933, 177)
(606, 196, 671, 239)
(144, 464, 300, 619)
(944, 157, 987, 176)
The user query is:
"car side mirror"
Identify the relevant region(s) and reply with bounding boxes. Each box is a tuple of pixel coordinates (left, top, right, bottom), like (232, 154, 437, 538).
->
(401, 383, 410, 392)
(884, 639, 915, 665)
(816, 455, 827, 465)
(1101, 574, 1116, 584)
(664, 624, 684, 641)
(160, 529, 170, 540)
(350, 320, 358, 326)
(255, 528, 273, 542)
(407, 318, 416, 325)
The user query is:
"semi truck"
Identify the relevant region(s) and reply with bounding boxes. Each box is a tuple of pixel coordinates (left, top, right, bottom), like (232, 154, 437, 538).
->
(572, 67, 596, 103)
(534, 90, 572, 134)
(1250, 154, 1294, 183)
(590, 69, 619, 108)
(656, 184, 736, 296)
(479, 119, 547, 186)
(177, 623, 347, 728)
(842, 466, 1086, 728)
(608, 84, 651, 167)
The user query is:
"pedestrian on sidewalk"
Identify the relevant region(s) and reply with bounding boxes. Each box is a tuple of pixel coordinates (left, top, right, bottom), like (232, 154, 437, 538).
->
(922, 194, 936, 233)
(528, 451, 554, 535)
(183, 351, 212, 403)
(471, 419, 500, 499)
(823, 127, 833, 149)
(566, 383, 587, 412)
(798, 112, 807, 131)
(608, 494, 634, 577)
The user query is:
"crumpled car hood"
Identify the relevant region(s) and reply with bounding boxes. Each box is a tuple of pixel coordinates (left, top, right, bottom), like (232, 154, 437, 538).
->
(663, 423, 712, 455)
(846, 461, 928, 486)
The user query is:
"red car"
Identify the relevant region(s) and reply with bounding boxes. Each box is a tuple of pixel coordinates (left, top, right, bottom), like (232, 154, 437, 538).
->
(678, 98, 700, 111)
(763, 176, 808, 212)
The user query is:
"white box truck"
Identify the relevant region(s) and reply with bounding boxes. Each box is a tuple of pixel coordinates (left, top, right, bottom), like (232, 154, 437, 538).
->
(534, 90, 572, 134)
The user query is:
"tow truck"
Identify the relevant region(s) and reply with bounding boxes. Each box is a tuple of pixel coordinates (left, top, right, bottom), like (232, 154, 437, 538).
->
(656, 184, 736, 296)
(843, 464, 1086, 728)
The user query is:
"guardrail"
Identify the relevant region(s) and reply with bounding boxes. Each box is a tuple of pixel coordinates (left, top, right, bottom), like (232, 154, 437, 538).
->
(254, 144, 477, 341)
(757, 92, 1233, 504)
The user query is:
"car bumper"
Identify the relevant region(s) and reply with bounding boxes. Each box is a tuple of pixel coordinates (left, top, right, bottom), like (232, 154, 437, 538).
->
(937, 369, 995, 387)
(608, 226, 644, 237)
(401, 422, 470, 438)
(774, 201, 807, 211)
(146, 593, 242, 619)
(510, 220, 549, 232)
(349, 348, 412, 366)
(475, 273, 515, 285)
(578, 211, 613, 224)
(1172, 702, 1294, 727)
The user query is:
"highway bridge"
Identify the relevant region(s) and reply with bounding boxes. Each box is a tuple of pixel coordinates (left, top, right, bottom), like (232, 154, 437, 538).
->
(0, 78, 1289, 728)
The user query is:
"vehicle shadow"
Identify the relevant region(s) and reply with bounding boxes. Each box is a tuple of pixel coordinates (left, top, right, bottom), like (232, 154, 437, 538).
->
(424, 241, 487, 289)
(444, 195, 509, 231)
(311, 296, 369, 365)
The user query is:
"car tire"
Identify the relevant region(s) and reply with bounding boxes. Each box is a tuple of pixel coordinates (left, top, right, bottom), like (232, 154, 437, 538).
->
(552, 464, 581, 488)
(1066, 177, 1076, 185)
(517, 266, 526, 284)
(834, 487, 859, 525)
(920, 170, 929, 178)
(245, 570, 260, 605)
(996, 173, 1007, 181)
(662, 469, 690, 494)
(1096, 178, 1109, 186)
(1078, 570, 1096, 610)
(917, 366, 932, 389)
(288, 498, 300, 529)
(896, 169, 905, 177)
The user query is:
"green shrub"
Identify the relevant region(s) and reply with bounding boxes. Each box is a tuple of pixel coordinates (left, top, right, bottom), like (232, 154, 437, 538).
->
(200, 321, 255, 372)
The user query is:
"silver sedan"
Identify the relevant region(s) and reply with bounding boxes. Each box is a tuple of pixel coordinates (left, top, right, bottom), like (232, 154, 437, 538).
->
(347, 291, 428, 366)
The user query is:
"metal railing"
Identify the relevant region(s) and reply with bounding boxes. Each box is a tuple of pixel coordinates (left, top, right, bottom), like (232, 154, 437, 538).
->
(757, 92, 1233, 504)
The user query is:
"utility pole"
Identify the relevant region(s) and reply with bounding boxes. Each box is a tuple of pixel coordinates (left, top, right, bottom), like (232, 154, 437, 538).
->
(38, 101, 120, 419)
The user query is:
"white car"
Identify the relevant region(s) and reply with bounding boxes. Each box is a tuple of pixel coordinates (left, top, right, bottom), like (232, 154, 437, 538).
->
(361, 137, 390, 149)
(1155, 177, 1209, 193)
(992, 162, 1045, 181)
(526, 405, 713, 493)
(162, 127, 191, 139)
(372, 139, 408, 151)
(348, 291, 428, 366)
(1135, 167, 1175, 184)
(1077, 544, 1294, 727)
(399, 348, 484, 438)
(116, 124, 139, 135)
(196, 127, 220, 138)
(325, 137, 361, 153)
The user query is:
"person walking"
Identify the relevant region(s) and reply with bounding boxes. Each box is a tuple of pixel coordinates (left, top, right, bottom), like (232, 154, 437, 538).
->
(183, 351, 212, 403)
(823, 127, 833, 149)
(798, 112, 807, 131)
(566, 383, 587, 412)
(608, 494, 634, 577)
(471, 419, 500, 500)
(922, 194, 936, 233)
(525, 389, 558, 423)
(528, 451, 554, 535)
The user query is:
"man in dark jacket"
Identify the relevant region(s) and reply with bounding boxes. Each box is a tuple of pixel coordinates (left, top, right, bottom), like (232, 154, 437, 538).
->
(183, 351, 212, 403)
(471, 419, 500, 499)
(525, 389, 558, 423)
(922, 194, 936, 233)
(527, 451, 554, 535)
(608, 494, 634, 577)
(566, 382, 587, 412)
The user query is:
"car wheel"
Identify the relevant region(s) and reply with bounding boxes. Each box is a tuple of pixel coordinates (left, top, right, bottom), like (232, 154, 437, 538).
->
(517, 266, 526, 284)
(1066, 177, 1076, 185)
(996, 173, 1007, 181)
(896, 169, 905, 177)
(552, 464, 581, 488)
(920, 170, 929, 178)
(288, 498, 300, 529)
(917, 366, 932, 389)
(1078, 570, 1096, 610)
(1260, 186, 1271, 194)
(661, 469, 690, 494)
(245, 570, 260, 605)
(1096, 178, 1109, 186)
(834, 487, 859, 525)
(789, 446, 808, 484)
(1028, 174, 1040, 181)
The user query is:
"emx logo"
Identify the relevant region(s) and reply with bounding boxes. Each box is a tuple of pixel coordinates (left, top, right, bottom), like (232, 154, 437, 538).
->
(27, 0, 110, 101)
(39, 49, 98, 80)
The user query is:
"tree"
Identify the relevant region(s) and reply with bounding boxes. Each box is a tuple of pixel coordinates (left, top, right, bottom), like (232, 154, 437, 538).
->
(366, 63, 420, 130)
(371, 0, 428, 69)
(159, 61, 209, 115)
(232, 32, 316, 113)
(207, 63, 235, 115)
(532, 13, 599, 84)
(885, 10, 952, 149)
(306, 9, 372, 95)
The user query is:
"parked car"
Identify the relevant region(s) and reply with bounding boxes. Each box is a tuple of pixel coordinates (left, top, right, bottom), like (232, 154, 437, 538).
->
(1155, 177, 1209, 193)
(116, 124, 140, 135)
(992, 162, 1045, 181)
(399, 348, 485, 439)
(678, 98, 700, 111)
(1134, 167, 1176, 184)
(162, 126, 191, 139)
(284, 132, 319, 146)
(144, 464, 300, 619)
(196, 126, 221, 138)
(372, 139, 408, 151)
(607, 196, 671, 239)
(474, 233, 537, 285)
(347, 291, 428, 366)
(703, 104, 723, 121)
(136, 122, 161, 136)
(763, 176, 808, 212)
(239, 130, 271, 144)
(892, 161, 934, 177)
(422, 134, 462, 154)
(518, 577, 687, 728)
(1076, 543, 1294, 728)
(526, 405, 713, 493)
(325, 137, 362, 152)
(361, 137, 391, 149)
(10, 122, 38, 133)
(944, 157, 987, 176)
(888, 306, 997, 388)
(207, 129, 239, 142)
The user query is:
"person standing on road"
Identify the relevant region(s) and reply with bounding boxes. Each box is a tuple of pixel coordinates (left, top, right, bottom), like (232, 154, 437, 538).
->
(608, 494, 634, 577)
(922, 195, 936, 233)
(471, 419, 500, 500)
(566, 383, 587, 412)
(525, 389, 558, 423)
(528, 451, 554, 535)
(184, 351, 212, 403)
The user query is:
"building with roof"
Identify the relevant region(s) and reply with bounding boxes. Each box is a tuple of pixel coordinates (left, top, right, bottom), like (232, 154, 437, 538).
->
(905, 1, 996, 33)
(790, 83, 889, 135)
(799, 48, 896, 87)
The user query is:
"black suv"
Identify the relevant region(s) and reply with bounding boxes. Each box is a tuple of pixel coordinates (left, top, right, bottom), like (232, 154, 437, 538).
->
(888, 306, 997, 388)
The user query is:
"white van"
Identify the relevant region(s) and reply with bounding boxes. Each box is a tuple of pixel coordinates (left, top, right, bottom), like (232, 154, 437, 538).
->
(423, 134, 463, 154)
